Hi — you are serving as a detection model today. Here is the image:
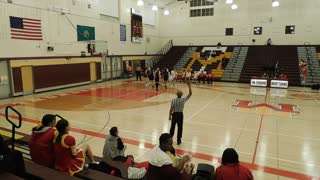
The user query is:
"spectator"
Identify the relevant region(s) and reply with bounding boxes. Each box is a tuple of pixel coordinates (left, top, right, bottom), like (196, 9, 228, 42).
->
(267, 38, 272, 46)
(103, 127, 133, 165)
(217, 42, 222, 49)
(147, 133, 193, 180)
(215, 148, 254, 180)
(136, 66, 142, 81)
(207, 72, 214, 85)
(0, 135, 26, 178)
(280, 73, 288, 80)
(29, 114, 56, 167)
(198, 71, 205, 84)
(54, 119, 95, 176)
(262, 73, 268, 78)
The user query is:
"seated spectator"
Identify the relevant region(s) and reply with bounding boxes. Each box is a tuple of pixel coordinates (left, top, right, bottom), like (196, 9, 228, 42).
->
(0, 135, 26, 178)
(54, 119, 95, 176)
(207, 72, 214, 85)
(147, 133, 193, 180)
(217, 42, 222, 49)
(29, 114, 56, 167)
(215, 148, 253, 180)
(261, 73, 268, 78)
(280, 73, 288, 80)
(103, 127, 133, 165)
(267, 38, 272, 46)
(198, 71, 205, 84)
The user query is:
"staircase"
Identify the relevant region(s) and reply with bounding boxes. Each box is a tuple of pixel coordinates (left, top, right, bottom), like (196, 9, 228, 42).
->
(297, 47, 320, 85)
(174, 47, 197, 71)
(222, 47, 248, 82)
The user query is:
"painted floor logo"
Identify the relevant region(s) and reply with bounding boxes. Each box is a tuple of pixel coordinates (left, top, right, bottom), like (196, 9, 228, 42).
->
(232, 100, 301, 117)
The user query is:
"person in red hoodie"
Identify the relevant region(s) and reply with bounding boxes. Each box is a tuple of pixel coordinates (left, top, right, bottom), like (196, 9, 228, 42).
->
(207, 72, 214, 85)
(29, 114, 56, 167)
(215, 148, 254, 180)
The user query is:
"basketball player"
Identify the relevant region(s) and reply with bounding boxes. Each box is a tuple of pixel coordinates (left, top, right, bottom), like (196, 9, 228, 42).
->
(169, 80, 192, 145)
(155, 68, 161, 91)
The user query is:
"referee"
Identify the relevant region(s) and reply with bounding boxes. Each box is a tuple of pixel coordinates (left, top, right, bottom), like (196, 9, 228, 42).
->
(169, 80, 192, 145)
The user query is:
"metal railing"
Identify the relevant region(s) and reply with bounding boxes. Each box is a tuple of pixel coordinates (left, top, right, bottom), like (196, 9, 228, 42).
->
(5, 106, 22, 151)
(151, 40, 173, 66)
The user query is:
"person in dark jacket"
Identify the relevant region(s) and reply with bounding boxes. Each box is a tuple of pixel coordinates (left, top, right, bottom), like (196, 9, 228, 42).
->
(0, 135, 26, 178)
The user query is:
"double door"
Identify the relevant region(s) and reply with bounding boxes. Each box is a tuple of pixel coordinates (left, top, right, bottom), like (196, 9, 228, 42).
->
(101, 57, 122, 80)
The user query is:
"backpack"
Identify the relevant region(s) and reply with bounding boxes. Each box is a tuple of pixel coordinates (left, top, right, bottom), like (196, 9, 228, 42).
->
(191, 163, 215, 180)
(88, 161, 122, 177)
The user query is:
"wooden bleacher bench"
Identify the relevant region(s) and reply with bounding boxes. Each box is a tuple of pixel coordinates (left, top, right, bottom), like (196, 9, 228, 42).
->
(75, 169, 123, 180)
(24, 160, 80, 180)
(0, 172, 24, 180)
(1, 128, 132, 179)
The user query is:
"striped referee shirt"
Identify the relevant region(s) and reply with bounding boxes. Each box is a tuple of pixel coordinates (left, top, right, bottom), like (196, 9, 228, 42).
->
(171, 95, 191, 113)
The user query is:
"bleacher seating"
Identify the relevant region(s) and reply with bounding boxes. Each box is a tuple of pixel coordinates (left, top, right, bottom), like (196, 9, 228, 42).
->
(182, 47, 232, 80)
(0, 127, 127, 180)
(239, 46, 300, 86)
(155, 46, 188, 70)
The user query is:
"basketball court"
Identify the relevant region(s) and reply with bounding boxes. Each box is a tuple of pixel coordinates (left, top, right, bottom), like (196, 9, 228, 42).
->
(1, 80, 319, 179)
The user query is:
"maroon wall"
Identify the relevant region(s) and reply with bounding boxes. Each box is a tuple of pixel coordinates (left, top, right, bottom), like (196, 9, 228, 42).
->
(96, 62, 101, 80)
(33, 63, 90, 90)
(12, 67, 23, 93)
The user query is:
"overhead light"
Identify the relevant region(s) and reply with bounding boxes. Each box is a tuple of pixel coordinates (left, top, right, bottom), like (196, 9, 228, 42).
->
(272, 0, 280, 7)
(231, 4, 238, 10)
(226, 0, 233, 4)
(137, 0, 144, 6)
(164, 10, 170, 16)
(152, 5, 158, 11)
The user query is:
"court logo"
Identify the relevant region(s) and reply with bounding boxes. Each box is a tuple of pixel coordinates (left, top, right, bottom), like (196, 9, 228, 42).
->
(232, 100, 301, 117)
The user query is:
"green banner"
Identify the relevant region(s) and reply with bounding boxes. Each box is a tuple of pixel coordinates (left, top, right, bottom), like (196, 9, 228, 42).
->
(77, 25, 95, 41)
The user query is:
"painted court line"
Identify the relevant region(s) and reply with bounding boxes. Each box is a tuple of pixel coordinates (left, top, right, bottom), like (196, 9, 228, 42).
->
(185, 92, 224, 122)
(0, 113, 319, 180)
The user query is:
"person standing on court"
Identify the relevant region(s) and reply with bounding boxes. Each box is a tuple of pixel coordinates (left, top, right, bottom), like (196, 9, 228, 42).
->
(136, 66, 142, 81)
(155, 68, 161, 91)
(169, 80, 192, 145)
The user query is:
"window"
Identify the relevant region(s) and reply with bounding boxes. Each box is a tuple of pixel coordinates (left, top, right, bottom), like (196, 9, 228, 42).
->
(202, 0, 214, 6)
(190, 8, 213, 17)
(191, 0, 214, 7)
(226, 28, 233, 36)
(254, 27, 263, 35)
(285, 25, 295, 34)
(190, 0, 202, 7)
(201, 8, 214, 16)
(190, 9, 202, 17)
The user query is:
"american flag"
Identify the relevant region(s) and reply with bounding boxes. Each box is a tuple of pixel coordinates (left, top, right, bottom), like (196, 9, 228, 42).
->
(9, 16, 42, 41)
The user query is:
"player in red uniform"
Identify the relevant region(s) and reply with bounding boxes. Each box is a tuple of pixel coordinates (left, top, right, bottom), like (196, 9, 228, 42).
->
(54, 119, 96, 176)
(29, 114, 56, 167)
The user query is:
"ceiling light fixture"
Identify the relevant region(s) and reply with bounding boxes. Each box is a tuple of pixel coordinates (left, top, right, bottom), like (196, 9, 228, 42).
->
(152, 5, 158, 11)
(137, 0, 144, 6)
(164, 10, 170, 16)
(226, 0, 233, 4)
(231, 4, 238, 10)
(272, 0, 280, 7)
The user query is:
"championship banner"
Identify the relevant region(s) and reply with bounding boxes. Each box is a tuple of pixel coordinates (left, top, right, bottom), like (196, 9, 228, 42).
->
(131, 9, 143, 43)
(77, 25, 95, 41)
(120, 24, 126, 42)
